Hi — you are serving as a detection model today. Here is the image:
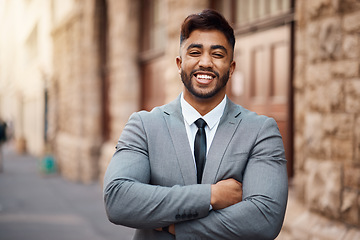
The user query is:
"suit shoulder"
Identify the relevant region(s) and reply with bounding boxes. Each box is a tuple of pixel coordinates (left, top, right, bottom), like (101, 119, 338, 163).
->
(131, 104, 169, 126)
(130, 109, 160, 125)
(136, 97, 179, 120)
(227, 99, 268, 121)
(238, 105, 270, 121)
(235, 105, 278, 130)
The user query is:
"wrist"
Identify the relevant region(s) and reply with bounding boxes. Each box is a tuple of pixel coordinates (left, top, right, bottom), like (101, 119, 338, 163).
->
(169, 224, 175, 235)
(210, 184, 217, 207)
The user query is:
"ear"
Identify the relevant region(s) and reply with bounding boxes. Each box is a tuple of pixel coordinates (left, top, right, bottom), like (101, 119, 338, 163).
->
(176, 56, 182, 75)
(229, 60, 236, 79)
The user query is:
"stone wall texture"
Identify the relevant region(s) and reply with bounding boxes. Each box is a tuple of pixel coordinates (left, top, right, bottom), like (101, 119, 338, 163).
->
(288, 0, 360, 238)
(50, 0, 103, 183)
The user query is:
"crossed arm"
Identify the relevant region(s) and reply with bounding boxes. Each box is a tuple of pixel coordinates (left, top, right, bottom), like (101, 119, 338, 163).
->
(156, 178, 243, 234)
(103, 112, 288, 239)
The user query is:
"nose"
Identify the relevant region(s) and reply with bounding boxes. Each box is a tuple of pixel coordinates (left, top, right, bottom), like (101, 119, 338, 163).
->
(198, 53, 213, 68)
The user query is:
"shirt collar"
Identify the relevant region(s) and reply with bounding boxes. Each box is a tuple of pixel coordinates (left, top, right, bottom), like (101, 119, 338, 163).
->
(180, 93, 227, 130)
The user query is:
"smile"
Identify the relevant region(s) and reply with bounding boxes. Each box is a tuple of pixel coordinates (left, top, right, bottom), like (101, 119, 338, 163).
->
(196, 74, 213, 80)
(193, 72, 216, 85)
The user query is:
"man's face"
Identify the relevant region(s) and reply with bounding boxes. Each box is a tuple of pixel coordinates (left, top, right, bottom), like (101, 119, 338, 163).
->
(176, 29, 235, 101)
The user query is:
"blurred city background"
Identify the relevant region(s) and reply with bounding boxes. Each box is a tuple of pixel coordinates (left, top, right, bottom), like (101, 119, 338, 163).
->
(0, 0, 359, 239)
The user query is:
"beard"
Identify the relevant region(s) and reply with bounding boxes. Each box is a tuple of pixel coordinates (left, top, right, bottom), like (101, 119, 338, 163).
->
(181, 68, 230, 99)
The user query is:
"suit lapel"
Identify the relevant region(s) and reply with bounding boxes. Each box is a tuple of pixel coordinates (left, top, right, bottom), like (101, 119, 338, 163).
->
(162, 97, 197, 185)
(202, 99, 243, 184)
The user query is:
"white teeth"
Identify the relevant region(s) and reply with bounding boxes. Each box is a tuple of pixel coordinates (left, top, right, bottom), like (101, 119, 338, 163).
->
(197, 74, 213, 80)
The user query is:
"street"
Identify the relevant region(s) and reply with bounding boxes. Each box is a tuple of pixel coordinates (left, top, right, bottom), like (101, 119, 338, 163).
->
(0, 143, 135, 240)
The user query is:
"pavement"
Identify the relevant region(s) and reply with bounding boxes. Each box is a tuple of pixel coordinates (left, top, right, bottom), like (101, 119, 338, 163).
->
(0, 143, 135, 240)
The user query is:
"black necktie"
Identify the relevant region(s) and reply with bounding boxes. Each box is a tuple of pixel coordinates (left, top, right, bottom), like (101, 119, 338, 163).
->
(194, 118, 207, 184)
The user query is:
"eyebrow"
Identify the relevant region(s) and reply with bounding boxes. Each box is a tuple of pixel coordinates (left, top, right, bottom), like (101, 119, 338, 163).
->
(187, 43, 228, 54)
(211, 45, 227, 54)
(187, 43, 203, 50)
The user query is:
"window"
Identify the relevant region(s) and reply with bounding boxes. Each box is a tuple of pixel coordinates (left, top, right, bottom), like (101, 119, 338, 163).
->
(236, 0, 290, 25)
(211, 0, 293, 33)
(141, 0, 166, 53)
(139, 0, 167, 111)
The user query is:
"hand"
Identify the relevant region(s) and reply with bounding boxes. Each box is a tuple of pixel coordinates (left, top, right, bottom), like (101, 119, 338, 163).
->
(168, 224, 175, 235)
(210, 178, 243, 210)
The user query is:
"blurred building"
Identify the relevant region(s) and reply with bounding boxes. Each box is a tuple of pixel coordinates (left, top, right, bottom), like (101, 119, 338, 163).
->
(0, 0, 359, 239)
(0, 0, 53, 155)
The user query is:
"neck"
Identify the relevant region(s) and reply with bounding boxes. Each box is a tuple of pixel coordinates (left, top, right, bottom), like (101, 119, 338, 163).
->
(183, 90, 225, 116)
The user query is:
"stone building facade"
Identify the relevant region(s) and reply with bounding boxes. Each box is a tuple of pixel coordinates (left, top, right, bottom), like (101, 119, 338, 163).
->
(0, 0, 53, 156)
(1, 0, 360, 238)
(284, 0, 360, 238)
(50, 0, 106, 182)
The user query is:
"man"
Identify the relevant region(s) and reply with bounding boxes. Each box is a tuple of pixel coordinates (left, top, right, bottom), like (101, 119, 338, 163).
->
(104, 9, 288, 240)
(0, 118, 7, 172)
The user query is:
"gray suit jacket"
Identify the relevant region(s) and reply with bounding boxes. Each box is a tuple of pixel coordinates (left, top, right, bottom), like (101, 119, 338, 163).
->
(103, 96, 288, 240)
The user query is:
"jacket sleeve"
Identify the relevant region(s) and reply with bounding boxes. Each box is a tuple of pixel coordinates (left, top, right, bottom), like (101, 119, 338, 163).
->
(103, 112, 211, 229)
(175, 117, 288, 240)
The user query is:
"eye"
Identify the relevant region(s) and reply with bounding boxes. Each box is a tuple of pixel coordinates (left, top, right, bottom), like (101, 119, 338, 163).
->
(212, 52, 224, 58)
(189, 51, 201, 56)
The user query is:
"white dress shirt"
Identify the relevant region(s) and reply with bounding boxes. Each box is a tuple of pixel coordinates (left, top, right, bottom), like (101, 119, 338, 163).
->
(180, 93, 227, 170)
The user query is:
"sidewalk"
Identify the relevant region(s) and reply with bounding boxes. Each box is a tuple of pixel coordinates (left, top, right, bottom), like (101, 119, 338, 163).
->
(0, 143, 135, 240)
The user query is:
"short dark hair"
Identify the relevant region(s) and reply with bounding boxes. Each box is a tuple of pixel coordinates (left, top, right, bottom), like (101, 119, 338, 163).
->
(180, 9, 235, 51)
